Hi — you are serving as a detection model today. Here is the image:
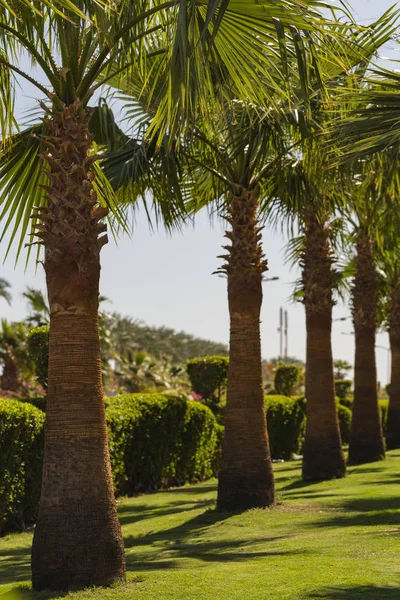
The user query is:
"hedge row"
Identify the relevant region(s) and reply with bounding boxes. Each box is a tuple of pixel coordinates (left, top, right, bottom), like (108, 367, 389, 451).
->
(0, 393, 220, 536)
(106, 393, 221, 495)
(0, 399, 45, 535)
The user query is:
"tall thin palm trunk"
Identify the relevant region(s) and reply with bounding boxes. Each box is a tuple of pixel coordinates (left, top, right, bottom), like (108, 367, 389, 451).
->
(348, 230, 385, 465)
(387, 282, 400, 449)
(31, 102, 125, 591)
(217, 186, 275, 511)
(301, 206, 345, 480)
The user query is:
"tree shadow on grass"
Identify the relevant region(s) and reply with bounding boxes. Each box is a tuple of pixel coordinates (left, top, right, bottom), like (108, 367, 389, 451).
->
(308, 585, 400, 599)
(0, 546, 31, 587)
(310, 496, 400, 528)
(117, 498, 214, 526)
(123, 507, 306, 572)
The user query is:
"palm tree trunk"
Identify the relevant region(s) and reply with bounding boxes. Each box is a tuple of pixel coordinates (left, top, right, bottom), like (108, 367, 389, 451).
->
(387, 283, 400, 450)
(348, 230, 385, 465)
(217, 186, 275, 511)
(301, 206, 345, 481)
(31, 101, 125, 591)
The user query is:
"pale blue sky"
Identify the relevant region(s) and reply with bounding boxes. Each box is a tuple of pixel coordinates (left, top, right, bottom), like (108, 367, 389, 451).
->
(0, 0, 397, 384)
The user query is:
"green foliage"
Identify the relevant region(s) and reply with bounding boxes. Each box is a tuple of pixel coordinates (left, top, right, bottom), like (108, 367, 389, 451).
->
(1, 393, 220, 534)
(105, 394, 220, 495)
(264, 395, 306, 460)
(337, 403, 352, 444)
(27, 326, 49, 391)
(99, 312, 228, 365)
(338, 396, 354, 409)
(335, 380, 352, 400)
(0, 399, 44, 535)
(274, 365, 300, 397)
(379, 399, 389, 432)
(186, 356, 229, 405)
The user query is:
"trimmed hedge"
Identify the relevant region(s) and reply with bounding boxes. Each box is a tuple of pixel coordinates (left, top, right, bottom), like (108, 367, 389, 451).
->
(274, 365, 300, 397)
(186, 356, 229, 405)
(264, 395, 306, 460)
(337, 403, 352, 444)
(106, 393, 220, 495)
(27, 326, 49, 391)
(0, 399, 45, 535)
(335, 380, 352, 400)
(0, 393, 220, 535)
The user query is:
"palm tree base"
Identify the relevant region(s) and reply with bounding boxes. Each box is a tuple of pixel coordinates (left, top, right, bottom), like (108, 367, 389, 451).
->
(217, 469, 275, 511)
(32, 501, 126, 591)
(302, 437, 346, 481)
(386, 409, 400, 450)
(348, 436, 386, 465)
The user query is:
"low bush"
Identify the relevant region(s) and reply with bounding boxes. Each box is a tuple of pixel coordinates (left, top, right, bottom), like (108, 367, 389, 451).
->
(274, 365, 300, 397)
(0, 399, 45, 535)
(379, 399, 389, 433)
(264, 395, 306, 460)
(1, 393, 220, 536)
(337, 403, 352, 444)
(27, 326, 49, 391)
(338, 397, 353, 409)
(186, 356, 229, 406)
(106, 393, 220, 495)
(335, 380, 352, 400)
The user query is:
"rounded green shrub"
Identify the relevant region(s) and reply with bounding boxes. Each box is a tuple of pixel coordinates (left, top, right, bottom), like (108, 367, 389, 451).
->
(337, 403, 352, 444)
(27, 326, 49, 391)
(335, 380, 352, 400)
(0, 398, 45, 535)
(186, 355, 229, 405)
(106, 393, 220, 495)
(379, 399, 389, 433)
(274, 364, 300, 397)
(338, 396, 353, 409)
(264, 395, 306, 460)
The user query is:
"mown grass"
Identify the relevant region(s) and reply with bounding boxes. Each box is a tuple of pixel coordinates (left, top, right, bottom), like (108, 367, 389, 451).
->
(1, 450, 399, 600)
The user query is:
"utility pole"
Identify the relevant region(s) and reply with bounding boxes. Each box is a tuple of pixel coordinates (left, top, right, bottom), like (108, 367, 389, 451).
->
(284, 309, 288, 359)
(278, 307, 288, 361)
(278, 307, 283, 360)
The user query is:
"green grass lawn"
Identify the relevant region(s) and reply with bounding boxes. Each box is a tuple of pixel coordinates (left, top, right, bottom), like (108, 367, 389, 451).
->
(1, 451, 399, 600)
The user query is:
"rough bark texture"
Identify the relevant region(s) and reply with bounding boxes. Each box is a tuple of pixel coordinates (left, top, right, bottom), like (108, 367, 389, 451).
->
(387, 283, 400, 450)
(301, 206, 345, 481)
(31, 101, 126, 591)
(348, 231, 385, 465)
(217, 187, 275, 511)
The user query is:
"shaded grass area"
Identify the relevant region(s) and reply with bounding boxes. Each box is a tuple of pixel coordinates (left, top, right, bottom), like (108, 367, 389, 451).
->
(0, 450, 399, 599)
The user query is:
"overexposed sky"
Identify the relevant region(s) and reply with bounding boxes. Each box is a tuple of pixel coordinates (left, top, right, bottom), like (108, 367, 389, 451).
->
(0, 0, 397, 384)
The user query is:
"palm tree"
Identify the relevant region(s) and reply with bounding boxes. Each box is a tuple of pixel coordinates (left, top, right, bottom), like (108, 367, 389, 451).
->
(376, 231, 400, 450)
(0, 279, 11, 307)
(267, 144, 346, 481)
(23, 287, 50, 327)
(0, 0, 320, 590)
(386, 269, 400, 450)
(336, 57, 400, 454)
(343, 155, 389, 465)
(103, 8, 398, 507)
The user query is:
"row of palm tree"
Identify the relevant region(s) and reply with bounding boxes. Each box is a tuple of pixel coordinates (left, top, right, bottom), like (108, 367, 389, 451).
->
(1, 0, 400, 592)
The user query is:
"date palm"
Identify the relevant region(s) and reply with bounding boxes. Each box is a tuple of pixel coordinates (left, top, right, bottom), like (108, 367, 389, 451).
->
(0, 0, 328, 590)
(343, 155, 390, 465)
(0, 278, 11, 307)
(379, 249, 400, 450)
(103, 7, 398, 507)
